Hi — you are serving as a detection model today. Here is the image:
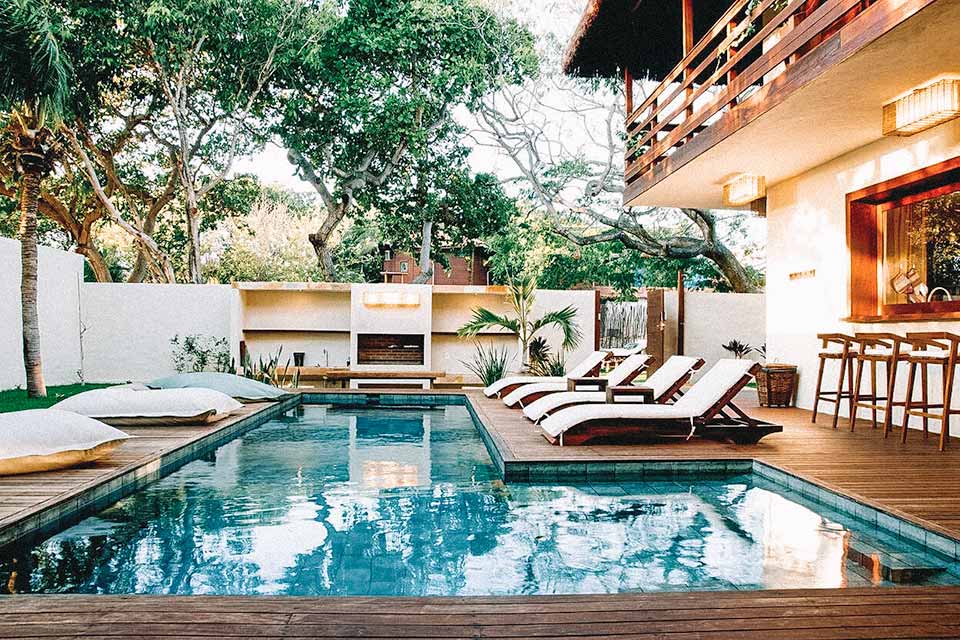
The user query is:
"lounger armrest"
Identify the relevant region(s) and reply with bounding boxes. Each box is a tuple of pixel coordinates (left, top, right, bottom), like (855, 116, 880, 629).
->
(606, 386, 655, 403)
(567, 376, 609, 391)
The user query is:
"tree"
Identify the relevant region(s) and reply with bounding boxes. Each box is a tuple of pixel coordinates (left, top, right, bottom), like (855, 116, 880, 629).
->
(277, 0, 536, 280)
(0, 0, 119, 396)
(130, 0, 304, 283)
(471, 30, 762, 293)
(458, 275, 581, 371)
(370, 146, 518, 283)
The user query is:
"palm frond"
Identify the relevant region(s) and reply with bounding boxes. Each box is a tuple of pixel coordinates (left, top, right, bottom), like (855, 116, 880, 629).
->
(0, 0, 74, 119)
(457, 307, 520, 337)
(531, 305, 583, 350)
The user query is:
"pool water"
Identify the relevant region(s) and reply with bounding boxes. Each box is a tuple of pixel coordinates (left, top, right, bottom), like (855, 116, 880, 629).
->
(2, 404, 959, 596)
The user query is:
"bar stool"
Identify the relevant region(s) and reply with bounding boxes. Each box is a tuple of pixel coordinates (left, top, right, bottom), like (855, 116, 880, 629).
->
(900, 332, 960, 451)
(812, 333, 858, 429)
(849, 333, 909, 433)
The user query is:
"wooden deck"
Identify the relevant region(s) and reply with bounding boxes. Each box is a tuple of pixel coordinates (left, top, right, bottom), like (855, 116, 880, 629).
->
(470, 390, 960, 541)
(5, 588, 960, 639)
(6, 390, 960, 638)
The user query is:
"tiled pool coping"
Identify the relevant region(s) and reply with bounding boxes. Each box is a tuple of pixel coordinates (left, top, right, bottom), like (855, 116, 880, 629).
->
(3, 390, 960, 565)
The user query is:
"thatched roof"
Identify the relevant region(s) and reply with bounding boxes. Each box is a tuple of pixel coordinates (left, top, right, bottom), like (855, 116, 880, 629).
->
(563, 0, 731, 80)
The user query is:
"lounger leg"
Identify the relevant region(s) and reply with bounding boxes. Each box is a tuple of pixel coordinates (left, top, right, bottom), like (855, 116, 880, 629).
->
(849, 357, 865, 432)
(902, 361, 917, 444)
(812, 356, 826, 424)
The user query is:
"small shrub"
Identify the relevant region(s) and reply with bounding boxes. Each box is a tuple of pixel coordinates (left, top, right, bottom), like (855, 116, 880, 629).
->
(171, 335, 232, 373)
(462, 342, 510, 387)
(240, 347, 297, 387)
(721, 339, 755, 359)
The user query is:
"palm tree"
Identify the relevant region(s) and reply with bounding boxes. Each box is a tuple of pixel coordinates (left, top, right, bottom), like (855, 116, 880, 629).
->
(0, 0, 75, 397)
(458, 275, 582, 371)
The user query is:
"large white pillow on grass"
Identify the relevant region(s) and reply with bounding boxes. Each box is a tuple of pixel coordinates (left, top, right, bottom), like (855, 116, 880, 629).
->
(146, 372, 289, 403)
(53, 387, 243, 426)
(0, 409, 130, 476)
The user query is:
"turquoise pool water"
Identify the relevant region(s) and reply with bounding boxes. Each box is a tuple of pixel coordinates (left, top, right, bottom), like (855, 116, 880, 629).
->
(2, 404, 959, 595)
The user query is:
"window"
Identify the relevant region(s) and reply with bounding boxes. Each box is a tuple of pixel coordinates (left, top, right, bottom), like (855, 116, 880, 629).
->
(399, 261, 409, 273)
(848, 157, 960, 321)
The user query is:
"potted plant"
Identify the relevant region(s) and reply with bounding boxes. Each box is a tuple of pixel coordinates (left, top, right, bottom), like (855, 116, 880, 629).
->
(753, 344, 798, 408)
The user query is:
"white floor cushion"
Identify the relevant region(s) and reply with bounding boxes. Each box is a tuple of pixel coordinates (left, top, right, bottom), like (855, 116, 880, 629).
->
(146, 372, 289, 403)
(53, 387, 243, 426)
(0, 410, 130, 476)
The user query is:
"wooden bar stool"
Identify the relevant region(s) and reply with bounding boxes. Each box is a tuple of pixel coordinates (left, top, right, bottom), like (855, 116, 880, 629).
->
(900, 332, 960, 451)
(812, 333, 858, 429)
(849, 333, 909, 433)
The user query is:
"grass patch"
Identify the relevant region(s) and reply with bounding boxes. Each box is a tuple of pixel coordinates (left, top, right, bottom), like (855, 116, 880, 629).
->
(0, 383, 116, 414)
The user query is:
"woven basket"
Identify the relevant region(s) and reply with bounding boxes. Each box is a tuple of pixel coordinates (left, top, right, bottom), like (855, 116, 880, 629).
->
(756, 364, 798, 408)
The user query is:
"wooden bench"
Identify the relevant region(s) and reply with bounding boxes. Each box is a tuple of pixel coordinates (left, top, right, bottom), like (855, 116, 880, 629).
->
(290, 367, 446, 390)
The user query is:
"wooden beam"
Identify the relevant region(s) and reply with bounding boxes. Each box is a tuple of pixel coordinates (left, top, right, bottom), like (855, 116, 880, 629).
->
(682, 0, 695, 138)
(677, 270, 685, 356)
(624, 68, 634, 116)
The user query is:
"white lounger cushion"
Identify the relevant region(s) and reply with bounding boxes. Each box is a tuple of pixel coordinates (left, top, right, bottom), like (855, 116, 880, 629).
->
(522, 355, 699, 422)
(541, 359, 755, 439)
(0, 410, 130, 476)
(482, 350, 609, 397)
(644, 355, 702, 398)
(146, 372, 288, 402)
(53, 387, 243, 426)
(503, 354, 650, 408)
(609, 340, 647, 358)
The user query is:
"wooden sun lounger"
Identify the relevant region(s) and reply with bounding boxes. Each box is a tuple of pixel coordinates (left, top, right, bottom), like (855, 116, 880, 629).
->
(540, 360, 782, 446)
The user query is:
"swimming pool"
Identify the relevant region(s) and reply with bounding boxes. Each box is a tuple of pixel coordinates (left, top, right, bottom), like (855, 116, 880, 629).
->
(2, 403, 959, 595)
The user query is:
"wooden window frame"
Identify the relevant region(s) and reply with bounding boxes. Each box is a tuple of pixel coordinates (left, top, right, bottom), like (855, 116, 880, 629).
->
(846, 156, 960, 323)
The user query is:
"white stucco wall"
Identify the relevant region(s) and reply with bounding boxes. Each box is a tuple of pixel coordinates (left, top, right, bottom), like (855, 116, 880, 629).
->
(81, 283, 238, 383)
(662, 290, 766, 380)
(766, 118, 960, 425)
(0, 238, 84, 389)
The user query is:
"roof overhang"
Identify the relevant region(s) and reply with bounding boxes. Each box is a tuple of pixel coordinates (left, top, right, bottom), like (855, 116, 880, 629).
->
(563, 0, 731, 80)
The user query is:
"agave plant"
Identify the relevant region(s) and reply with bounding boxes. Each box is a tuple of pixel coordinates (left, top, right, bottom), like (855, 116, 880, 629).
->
(461, 342, 510, 387)
(241, 347, 297, 387)
(457, 275, 582, 371)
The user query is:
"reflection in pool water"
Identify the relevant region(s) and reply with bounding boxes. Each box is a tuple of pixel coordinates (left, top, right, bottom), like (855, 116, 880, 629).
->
(1, 405, 957, 595)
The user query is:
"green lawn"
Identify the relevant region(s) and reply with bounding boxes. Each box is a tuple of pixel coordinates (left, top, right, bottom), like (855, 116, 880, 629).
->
(0, 383, 116, 414)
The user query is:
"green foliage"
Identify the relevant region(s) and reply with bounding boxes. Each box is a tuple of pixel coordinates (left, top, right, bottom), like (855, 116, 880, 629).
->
(458, 274, 581, 370)
(0, 383, 114, 413)
(240, 347, 297, 387)
(170, 334, 232, 373)
(461, 342, 510, 387)
(721, 339, 755, 359)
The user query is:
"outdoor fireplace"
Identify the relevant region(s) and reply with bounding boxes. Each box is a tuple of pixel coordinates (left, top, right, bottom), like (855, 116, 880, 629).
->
(356, 334, 425, 366)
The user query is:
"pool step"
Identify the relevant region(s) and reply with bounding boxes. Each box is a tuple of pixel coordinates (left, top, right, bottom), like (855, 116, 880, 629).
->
(847, 543, 946, 583)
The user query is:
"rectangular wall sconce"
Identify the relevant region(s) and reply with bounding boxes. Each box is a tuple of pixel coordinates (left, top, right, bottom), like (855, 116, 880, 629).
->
(362, 290, 421, 307)
(883, 79, 960, 136)
(722, 174, 766, 207)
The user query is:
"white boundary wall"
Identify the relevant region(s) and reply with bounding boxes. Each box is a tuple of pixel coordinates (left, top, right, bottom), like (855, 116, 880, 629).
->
(663, 291, 767, 379)
(0, 238, 84, 389)
(0, 241, 599, 386)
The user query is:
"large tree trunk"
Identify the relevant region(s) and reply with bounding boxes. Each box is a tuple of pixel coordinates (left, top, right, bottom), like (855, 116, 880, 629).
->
(412, 220, 434, 284)
(19, 171, 46, 398)
(308, 205, 349, 281)
(704, 242, 756, 293)
(77, 244, 113, 282)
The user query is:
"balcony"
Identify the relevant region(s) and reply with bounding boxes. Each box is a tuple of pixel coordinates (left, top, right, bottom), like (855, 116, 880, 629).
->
(623, 0, 952, 208)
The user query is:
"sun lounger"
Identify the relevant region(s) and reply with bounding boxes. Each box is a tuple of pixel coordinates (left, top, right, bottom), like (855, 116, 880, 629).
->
(522, 355, 705, 422)
(482, 350, 610, 398)
(501, 353, 651, 408)
(540, 359, 781, 446)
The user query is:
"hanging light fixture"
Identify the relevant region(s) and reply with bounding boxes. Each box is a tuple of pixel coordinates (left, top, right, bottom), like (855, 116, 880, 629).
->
(883, 79, 960, 136)
(722, 174, 766, 207)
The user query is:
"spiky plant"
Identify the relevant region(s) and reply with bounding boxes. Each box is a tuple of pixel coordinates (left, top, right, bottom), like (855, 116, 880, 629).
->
(721, 339, 755, 359)
(457, 275, 582, 371)
(461, 342, 510, 387)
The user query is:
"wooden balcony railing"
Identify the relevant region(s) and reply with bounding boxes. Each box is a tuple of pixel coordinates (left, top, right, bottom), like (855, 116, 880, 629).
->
(625, 0, 877, 192)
